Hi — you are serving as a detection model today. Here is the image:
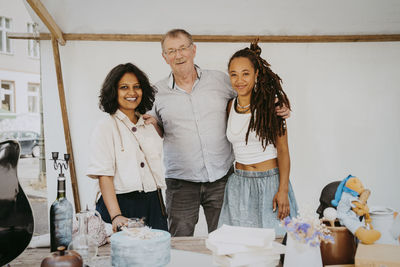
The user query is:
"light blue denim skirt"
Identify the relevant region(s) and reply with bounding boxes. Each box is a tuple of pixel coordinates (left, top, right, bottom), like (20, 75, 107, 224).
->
(218, 168, 298, 237)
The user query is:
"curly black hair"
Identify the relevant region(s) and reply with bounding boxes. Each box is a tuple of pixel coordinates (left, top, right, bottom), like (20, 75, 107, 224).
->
(228, 40, 291, 149)
(99, 63, 155, 115)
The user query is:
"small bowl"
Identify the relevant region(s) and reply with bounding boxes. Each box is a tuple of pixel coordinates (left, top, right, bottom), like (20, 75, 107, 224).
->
(126, 218, 145, 228)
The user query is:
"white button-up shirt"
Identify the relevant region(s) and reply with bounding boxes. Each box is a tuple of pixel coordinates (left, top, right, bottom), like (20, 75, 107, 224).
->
(149, 66, 236, 183)
(86, 110, 166, 198)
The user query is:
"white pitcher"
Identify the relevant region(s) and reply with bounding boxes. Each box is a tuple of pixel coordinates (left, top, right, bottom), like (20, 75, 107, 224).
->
(369, 206, 400, 245)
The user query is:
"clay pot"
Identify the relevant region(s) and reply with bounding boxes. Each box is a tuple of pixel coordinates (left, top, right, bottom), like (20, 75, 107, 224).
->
(320, 220, 357, 265)
(41, 246, 83, 267)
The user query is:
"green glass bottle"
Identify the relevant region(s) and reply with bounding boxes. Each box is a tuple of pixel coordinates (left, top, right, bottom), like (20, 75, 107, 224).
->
(50, 173, 73, 252)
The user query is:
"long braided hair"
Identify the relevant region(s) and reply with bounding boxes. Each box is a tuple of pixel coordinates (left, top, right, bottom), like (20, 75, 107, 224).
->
(228, 40, 291, 149)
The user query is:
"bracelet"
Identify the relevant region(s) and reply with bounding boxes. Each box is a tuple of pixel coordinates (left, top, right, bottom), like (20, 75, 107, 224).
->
(111, 214, 122, 222)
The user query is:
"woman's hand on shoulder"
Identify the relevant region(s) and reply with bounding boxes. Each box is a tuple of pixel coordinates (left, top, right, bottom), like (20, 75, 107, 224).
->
(273, 190, 290, 220)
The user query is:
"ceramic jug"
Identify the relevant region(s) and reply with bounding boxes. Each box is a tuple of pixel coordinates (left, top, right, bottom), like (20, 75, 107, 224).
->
(41, 246, 83, 267)
(369, 206, 400, 245)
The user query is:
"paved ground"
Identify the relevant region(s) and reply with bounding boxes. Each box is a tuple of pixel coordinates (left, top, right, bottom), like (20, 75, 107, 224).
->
(17, 157, 209, 237)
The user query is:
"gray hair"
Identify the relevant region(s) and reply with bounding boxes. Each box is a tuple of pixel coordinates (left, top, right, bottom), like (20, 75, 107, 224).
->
(161, 29, 193, 50)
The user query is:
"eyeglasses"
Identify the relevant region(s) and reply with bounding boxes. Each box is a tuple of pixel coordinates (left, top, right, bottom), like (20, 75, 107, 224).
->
(164, 43, 193, 57)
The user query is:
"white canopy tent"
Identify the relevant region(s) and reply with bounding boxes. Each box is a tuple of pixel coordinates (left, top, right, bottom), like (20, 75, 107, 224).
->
(15, 0, 400, 218)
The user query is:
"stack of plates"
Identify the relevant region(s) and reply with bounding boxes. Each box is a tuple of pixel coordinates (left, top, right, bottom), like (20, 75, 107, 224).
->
(206, 225, 285, 267)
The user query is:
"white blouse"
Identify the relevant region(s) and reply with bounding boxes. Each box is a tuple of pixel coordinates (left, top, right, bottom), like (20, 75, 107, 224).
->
(86, 109, 166, 199)
(226, 102, 277, 165)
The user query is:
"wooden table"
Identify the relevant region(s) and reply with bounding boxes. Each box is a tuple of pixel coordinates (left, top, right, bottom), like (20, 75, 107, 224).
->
(9, 237, 211, 266)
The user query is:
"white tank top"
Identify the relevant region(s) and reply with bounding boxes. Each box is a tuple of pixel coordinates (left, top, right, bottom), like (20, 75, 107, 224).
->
(226, 100, 277, 164)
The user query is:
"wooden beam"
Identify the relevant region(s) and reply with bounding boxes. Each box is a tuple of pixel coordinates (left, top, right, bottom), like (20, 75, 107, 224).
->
(194, 34, 400, 43)
(51, 35, 81, 212)
(7, 32, 41, 40)
(7, 32, 400, 43)
(26, 0, 66, 45)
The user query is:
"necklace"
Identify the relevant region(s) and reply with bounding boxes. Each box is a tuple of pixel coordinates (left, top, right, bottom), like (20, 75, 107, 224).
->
(236, 98, 250, 109)
(235, 107, 250, 114)
(235, 98, 250, 114)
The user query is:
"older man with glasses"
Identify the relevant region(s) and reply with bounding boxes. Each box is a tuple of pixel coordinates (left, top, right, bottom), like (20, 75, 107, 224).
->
(144, 29, 290, 237)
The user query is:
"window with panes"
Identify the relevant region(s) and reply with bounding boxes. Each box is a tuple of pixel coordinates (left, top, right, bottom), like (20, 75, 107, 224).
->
(28, 83, 40, 113)
(1, 81, 15, 112)
(0, 16, 12, 54)
(27, 23, 39, 58)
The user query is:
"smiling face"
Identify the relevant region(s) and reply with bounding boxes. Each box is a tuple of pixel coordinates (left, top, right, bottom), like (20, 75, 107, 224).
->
(228, 57, 258, 98)
(117, 72, 143, 116)
(162, 33, 196, 75)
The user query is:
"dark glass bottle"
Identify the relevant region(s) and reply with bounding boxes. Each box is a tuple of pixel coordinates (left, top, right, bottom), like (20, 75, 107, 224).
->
(50, 173, 73, 252)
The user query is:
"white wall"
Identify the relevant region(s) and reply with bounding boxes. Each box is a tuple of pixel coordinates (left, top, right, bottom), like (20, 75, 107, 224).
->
(40, 40, 400, 216)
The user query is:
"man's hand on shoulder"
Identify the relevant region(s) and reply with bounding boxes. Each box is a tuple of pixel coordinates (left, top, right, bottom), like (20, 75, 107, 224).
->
(275, 98, 291, 119)
(143, 114, 163, 137)
(143, 114, 157, 126)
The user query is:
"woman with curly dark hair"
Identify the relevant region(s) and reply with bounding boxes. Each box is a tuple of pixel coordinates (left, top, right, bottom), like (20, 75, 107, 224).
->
(86, 63, 167, 232)
(218, 42, 298, 237)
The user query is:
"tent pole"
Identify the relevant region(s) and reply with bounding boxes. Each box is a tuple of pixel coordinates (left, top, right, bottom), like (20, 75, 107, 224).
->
(51, 35, 81, 212)
(26, 0, 66, 45)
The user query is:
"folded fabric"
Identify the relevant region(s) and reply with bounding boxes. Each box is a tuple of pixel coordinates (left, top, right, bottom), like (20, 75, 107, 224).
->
(209, 224, 275, 247)
(206, 238, 285, 256)
(213, 253, 280, 267)
(28, 233, 50, 248)
(206, 238, 257, 255)
(208, 241, 285, 266)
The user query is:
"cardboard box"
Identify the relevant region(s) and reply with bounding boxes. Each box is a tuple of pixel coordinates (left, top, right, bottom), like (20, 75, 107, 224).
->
(355, 243, 400, 267)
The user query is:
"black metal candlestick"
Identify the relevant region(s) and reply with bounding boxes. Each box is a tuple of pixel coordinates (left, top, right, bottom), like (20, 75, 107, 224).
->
(51, 152, 70, 176)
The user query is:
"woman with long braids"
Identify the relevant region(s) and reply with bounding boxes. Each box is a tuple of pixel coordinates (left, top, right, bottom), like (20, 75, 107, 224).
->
(218, 41, 298, 236)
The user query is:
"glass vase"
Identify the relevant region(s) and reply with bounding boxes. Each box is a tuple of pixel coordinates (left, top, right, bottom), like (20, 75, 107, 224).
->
(68, 211, 98, 266)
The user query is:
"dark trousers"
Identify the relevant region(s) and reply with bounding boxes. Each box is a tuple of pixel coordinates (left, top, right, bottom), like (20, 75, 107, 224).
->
(96, 190, 168, 231)
(165, 168, 232, 237)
